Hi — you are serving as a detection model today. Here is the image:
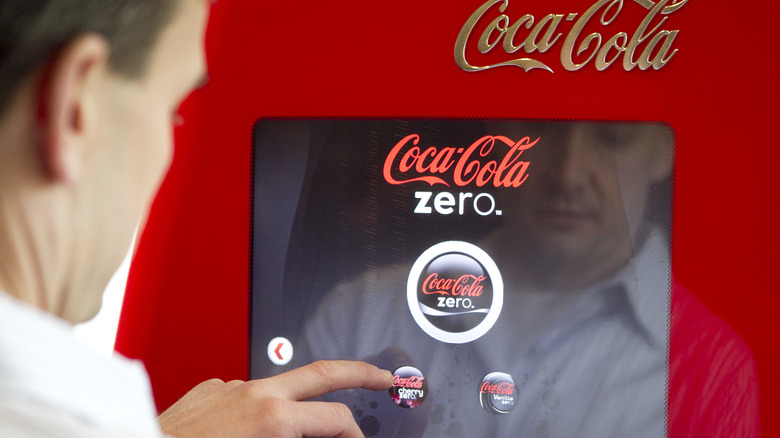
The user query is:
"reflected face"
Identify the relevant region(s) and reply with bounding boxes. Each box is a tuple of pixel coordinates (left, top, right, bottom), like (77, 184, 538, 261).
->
(502, 122, 672, 281)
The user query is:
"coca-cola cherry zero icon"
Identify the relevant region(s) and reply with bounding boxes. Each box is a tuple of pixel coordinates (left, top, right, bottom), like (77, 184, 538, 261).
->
(389, 366, 428, 409)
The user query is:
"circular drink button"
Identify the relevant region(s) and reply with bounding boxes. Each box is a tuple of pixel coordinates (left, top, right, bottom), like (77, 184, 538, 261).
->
(407, 241, 503, 344)
(389, 366, 428, 409)
(479, 372, 518, 414)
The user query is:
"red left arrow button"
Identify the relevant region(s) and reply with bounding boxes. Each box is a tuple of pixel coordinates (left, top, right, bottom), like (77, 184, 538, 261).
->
(267, 337, 293, 365)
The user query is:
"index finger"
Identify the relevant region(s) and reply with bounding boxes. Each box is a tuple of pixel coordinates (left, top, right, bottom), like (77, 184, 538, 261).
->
(267, 360, 393, 401)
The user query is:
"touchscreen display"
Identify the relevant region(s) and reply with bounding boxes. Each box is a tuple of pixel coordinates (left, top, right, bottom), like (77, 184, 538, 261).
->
(251, 119, 673, 437)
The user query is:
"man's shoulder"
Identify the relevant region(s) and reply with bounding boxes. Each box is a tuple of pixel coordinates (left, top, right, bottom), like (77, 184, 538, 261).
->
(670, 281, 754, 367)
(0, 291, 165, 438)
(668, 280, 760, 437)
(0, 401, 153, 438)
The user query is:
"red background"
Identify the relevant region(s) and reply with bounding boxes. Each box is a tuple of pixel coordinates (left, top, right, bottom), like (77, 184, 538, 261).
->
(116, 0, 780, 435)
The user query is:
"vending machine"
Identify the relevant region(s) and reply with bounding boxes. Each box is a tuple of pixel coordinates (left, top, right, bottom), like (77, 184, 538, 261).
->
(117, 1, 777, 436)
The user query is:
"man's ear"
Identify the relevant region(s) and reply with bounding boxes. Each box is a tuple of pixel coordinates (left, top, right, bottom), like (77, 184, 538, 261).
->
(37, 34, 109, 184)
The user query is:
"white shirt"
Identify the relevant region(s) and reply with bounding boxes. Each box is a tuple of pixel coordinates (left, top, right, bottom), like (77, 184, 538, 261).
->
(0, 292, 166, 437)
(305, 231, 670, 438)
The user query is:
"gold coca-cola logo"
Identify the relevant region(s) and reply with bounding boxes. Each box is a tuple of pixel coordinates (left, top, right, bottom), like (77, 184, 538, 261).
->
(455, 0, 687, 73)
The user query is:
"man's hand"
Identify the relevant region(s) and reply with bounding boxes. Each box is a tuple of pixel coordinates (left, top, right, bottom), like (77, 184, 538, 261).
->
(158, 360, 393, 438)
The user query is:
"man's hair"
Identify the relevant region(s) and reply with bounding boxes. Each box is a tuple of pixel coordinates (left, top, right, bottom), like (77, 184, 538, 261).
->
(0, 0, 180, 115)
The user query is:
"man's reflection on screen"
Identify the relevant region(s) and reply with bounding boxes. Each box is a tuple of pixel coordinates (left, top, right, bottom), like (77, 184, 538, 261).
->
(304, 121, 673, 438)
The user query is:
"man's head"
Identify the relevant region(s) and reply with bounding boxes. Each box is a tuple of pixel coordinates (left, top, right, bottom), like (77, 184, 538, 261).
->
(0, 0, 209, 322)
(497, 121, 674, 290)
(0, 1, 181, 117)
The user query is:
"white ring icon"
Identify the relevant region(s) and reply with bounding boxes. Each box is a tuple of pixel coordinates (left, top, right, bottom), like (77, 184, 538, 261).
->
(407, 241, 503, 344)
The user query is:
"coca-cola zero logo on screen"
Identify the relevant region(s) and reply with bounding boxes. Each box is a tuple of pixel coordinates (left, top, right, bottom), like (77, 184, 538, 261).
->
(382, 133, 537, 217)
(407, 241, 503, 343)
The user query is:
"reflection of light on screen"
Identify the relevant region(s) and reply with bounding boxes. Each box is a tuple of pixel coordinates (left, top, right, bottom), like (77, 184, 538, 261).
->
(426, 253, 483, 273)
(419, 303, 489, 316)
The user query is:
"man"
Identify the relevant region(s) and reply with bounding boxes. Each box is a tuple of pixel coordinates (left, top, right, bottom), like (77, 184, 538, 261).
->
(294, 120, 759, 436)
(0, 1, 391, 436)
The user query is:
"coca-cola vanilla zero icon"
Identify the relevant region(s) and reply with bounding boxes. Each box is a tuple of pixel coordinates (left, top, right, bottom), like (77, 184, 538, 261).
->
(479, 372, 518, 415)
(407, 241, 504, 344)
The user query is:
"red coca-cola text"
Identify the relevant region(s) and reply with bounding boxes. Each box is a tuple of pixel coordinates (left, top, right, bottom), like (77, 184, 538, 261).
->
(394, 375, 425, 388)
(383, 134, 536, 188)
(422, 273, 486, 296)
(480, 381, 516, 395)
